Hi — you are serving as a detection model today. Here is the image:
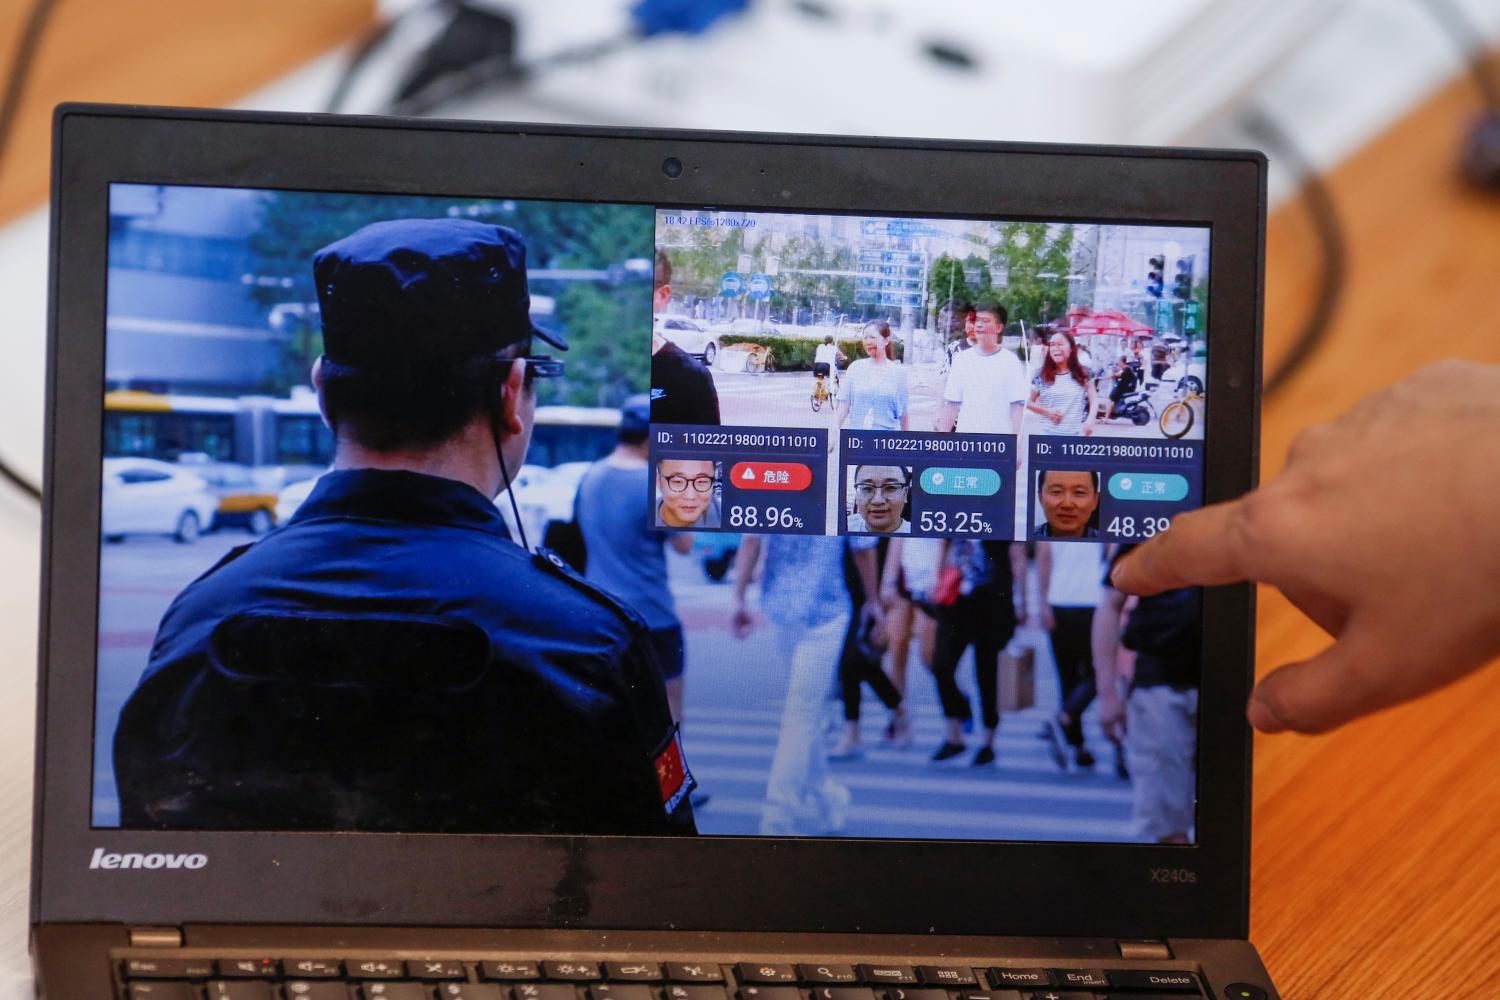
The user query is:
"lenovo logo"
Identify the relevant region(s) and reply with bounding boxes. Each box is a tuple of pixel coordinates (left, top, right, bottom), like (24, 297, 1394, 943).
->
(89, 848, 207, 871)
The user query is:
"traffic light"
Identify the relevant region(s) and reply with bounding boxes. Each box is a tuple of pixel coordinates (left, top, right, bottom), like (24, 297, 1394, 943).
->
(1146, 255, 1165, 299)
(1172, 256, 1194, 300)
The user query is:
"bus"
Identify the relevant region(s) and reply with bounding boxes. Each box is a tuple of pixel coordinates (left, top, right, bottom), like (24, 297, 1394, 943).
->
(104, 389, 334, 479)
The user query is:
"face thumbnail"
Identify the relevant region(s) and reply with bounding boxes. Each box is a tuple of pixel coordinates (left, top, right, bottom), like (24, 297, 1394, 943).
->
(852, 464, 909, 533)
(657, 459, 719, 527)
(1038, 470, 1099, 538)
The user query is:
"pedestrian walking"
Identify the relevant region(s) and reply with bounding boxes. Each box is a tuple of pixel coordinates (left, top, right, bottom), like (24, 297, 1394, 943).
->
(732, 535, 877, 834)
(927, 539, 1027, 766)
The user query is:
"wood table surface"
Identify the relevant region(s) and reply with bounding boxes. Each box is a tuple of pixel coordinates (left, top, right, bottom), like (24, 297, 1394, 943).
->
(1251, 52, 1500, 997)
(2, 5, 1498, 998)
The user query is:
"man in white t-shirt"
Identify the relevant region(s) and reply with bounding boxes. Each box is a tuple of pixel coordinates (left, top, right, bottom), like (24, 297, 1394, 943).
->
(936, 301, 1028, 434)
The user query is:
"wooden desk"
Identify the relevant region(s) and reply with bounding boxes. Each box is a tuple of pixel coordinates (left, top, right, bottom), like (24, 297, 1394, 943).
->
(1254, 55, 1500, 997)
(0, 0, 374, 223)
(2, 4, 1497, 997)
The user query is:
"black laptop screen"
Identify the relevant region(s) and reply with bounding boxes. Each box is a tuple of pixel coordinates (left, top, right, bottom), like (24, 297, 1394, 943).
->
(93, 182, 1209, 845)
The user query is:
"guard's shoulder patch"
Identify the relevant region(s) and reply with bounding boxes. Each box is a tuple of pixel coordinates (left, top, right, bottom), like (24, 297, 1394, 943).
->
(651, 725, 696, 816)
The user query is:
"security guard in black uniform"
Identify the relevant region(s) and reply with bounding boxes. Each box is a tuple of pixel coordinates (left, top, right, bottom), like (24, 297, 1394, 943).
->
(114, 218, 696, 835)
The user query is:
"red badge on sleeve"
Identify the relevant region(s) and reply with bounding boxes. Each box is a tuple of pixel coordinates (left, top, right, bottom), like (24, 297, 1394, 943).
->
(654, 726, 696, 815)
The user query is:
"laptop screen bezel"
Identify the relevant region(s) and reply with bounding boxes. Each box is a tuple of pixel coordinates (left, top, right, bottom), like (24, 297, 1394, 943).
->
(35, 106, 1263, 940)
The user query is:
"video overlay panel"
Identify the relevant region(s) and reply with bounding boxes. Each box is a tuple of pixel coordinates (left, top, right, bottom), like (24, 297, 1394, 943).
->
(649, 208, 1210, 543)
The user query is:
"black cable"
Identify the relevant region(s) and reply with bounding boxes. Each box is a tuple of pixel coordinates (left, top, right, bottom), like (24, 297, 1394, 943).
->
(493, 410, 529, 552)
(387, 30, 640, 118)
(0, 0, 58, 504)
(324, 0, 446, 114)
(1241, 111, 1348, 400)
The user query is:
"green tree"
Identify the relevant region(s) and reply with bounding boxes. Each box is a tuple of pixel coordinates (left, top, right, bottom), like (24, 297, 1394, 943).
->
(929, 254, 973, 311)
(246, 193, 655, 404)
(992, 223, 1074, 327)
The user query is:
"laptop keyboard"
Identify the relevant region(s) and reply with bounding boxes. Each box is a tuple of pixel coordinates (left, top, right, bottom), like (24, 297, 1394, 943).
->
(118, 957, 1208, 999)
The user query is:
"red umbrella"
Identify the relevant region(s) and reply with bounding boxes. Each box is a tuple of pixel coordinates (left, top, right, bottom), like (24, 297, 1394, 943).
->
(1068, 310, 1153, 338)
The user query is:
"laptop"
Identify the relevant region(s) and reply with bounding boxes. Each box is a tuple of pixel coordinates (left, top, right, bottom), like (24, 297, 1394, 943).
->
(31, 105, 1273, 999)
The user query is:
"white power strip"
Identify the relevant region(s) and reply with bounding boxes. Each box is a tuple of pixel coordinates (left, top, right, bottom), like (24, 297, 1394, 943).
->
(415, 0, 1344, 145)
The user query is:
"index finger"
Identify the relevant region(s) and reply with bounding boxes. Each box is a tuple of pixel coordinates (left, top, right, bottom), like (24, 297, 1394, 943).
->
(1110, 496, 1259, 595)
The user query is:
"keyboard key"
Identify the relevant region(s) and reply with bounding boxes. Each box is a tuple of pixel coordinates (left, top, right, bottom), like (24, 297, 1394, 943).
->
(545, 962, 602, 981)
(953, 993, 1023, 1000)
(988, 969, 1053, 989)
(605, 963, 663, 981)
(284, 984, 350, 1000)
(1105, 970, 1200, 991)
(124, 958, 215, 979)
(482, 961, 543, 980)
(856, 965, 916, 986)
(665, 964, 724, 983)
(217, 958, 280, 978)
(799, 965, 857, 983)
(285, 959, 343, 978)
(409, 960, 467, 980)
(1049, 970, 1108, 990)
(591, 985, 657, 1000)
(809, 988, 876, 1000)
(439, 987, 507, 1000)
(348, 959, 405, 979)
(917, 967, 976, 987)
(206, 983, 274, 1000)
(736, 964, 797, 984)
(128, 985, 196, 1000)
(667, 986, 728, 1000)
(888, 988, 949, 1000)
(1026, 994, 1091, 1000)
(517, 982, 586, 1000)
(364, 984, 431, 1000)
(740, 987, 800, 1000)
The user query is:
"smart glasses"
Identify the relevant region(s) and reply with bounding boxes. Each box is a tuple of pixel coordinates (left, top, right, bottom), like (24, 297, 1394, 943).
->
(663, 474, 718, 494)
(854, 482, 908, 501)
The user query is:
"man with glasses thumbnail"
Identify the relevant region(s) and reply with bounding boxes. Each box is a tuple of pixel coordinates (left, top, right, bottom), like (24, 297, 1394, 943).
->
(655, 459, 722, 528)
(114, 219, 696, 836)
(847, 464, 911, 534)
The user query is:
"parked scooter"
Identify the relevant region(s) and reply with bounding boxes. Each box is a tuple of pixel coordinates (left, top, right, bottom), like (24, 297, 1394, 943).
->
(1105, 360, 1156, 426)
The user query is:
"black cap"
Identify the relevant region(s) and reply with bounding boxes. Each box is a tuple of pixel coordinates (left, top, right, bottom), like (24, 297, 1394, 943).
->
(620, 393, 651, 436)
(313, 218, 565, 375)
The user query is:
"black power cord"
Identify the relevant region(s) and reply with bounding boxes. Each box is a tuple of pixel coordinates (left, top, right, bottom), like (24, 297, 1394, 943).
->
(1241, 110, 1348, 400)
(0, 0, 57, 504)
(1248, 1, 1499, 396)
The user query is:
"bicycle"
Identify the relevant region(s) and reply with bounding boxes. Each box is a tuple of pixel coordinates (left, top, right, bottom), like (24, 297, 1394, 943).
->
(810, 370, 840, 412)
(1159, 375, 1204, 439)
(744, 345, 776, 374)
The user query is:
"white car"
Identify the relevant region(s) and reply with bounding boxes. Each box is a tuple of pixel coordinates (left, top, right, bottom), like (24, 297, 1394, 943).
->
(653, 314, 721, 366)
(100, 458, 219, 543)
(273, 475, 321, 526)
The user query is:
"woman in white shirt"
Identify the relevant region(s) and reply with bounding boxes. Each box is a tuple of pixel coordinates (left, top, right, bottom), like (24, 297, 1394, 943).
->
(837, 321, 910, 432)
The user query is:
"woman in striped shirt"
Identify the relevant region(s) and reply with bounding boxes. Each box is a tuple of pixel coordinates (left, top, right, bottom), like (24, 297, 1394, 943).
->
(1026, 330, 1097, 436)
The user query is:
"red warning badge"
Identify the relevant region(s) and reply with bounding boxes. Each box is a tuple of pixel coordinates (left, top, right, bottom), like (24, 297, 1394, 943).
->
(654, 726, 696, 815)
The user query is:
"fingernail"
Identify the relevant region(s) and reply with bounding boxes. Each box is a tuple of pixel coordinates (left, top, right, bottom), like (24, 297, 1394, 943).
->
(1247, 692, 1285, 734)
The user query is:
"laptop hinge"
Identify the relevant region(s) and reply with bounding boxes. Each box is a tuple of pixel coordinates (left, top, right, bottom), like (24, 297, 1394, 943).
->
(1117, 939, 1173, 960)
(128, 928, 183, 949)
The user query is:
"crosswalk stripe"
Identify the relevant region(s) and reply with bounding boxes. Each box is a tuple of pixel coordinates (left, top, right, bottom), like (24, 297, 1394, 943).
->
(701, 797, 1136, 841)
(690, 764, 1132, 803)
(683, 738, 1112, 778)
